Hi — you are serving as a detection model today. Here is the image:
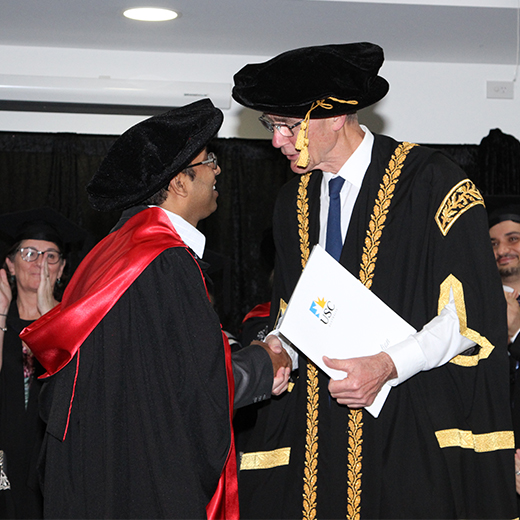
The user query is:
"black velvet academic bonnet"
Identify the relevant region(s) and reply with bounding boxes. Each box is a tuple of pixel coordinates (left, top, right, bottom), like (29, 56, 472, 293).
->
(488, 204, 520, 229)
(87, 98, 224, 211)
(0, 207, 86, 253)
(232, 42, 389, 118)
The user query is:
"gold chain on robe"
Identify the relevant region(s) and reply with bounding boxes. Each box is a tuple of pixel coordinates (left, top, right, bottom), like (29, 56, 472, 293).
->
(297, 142, 417, 520)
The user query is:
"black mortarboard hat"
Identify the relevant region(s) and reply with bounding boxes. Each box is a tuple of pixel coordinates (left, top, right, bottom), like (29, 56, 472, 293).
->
(87, 98, 224, 211)
(0, 207, 86, 251)
(232, 42, 389, 119)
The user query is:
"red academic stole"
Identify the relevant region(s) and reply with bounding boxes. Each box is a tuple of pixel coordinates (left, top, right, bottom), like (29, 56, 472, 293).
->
(206, 329, 239, 520)
(20, 206, 239, 520)
(242, 301, 271, 323)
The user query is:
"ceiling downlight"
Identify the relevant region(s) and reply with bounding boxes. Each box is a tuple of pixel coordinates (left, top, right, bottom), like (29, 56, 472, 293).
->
(123, 7, 178, 22)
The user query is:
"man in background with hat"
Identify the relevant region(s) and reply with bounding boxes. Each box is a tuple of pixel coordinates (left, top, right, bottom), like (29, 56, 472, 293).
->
(489, 204, 520, 503)
(232, 42, 516, 518)
(20, 99, 291, 519)
(489, 204, 520, 345)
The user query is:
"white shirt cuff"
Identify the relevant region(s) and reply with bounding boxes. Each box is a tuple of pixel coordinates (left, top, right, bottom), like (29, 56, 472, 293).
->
(385, 335, 427, 386)
(268, 330, 300, 370)
(386, 297, 475, 386)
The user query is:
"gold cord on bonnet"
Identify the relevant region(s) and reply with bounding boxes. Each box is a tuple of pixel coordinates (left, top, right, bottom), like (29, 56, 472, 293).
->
(295, 97, 358, 168)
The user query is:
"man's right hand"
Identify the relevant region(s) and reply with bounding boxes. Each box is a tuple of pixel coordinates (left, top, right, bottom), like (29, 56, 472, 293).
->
(251, 337, 292, 395)
(324, 351, 397, 408)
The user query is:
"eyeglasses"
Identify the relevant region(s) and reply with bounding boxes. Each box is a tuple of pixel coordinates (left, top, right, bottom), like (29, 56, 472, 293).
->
(186, 152, 218, 170)
(259, 115, 303, 137)
(18, 247, 62, 264)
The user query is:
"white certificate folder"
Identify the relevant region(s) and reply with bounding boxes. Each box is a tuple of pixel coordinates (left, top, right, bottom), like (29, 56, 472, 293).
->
(278, 244, 416, 417)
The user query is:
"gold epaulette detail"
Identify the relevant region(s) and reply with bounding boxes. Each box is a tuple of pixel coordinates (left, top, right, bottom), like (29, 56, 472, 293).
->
(438, 275, 495, 366)
(435, 429, 514, 452)
(359, 142, 418, 290)
(240, 447, 291, 470)
(435, 179, 484, 237)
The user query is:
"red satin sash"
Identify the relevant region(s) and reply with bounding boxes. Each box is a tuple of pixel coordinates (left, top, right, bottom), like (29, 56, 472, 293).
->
(20, 206, 239, 519)
(21, 207, 186, 376)
(241, 301, 271, 323)
(205, 329, 239, 520)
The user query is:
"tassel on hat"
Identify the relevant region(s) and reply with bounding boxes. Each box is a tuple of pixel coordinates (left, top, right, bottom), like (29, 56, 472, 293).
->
(295, 120, 310, 167)
(295, 97, 358, 168)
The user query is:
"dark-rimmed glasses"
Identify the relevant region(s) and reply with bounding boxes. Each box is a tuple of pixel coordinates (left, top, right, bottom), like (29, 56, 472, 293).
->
(187, 152, 218, 170)
(18, 247, 62, 264)
(259, 115, 303, 137)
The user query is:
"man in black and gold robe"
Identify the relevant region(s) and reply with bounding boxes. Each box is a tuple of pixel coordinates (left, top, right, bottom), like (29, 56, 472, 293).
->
(232, 42, 517, 519)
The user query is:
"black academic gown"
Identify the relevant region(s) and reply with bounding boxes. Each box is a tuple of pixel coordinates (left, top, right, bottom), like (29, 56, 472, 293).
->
(38, 213, 233, 519)
(237, 134, 517, 519)
(508, 334, 520, 514)
(0, 303, 44, 519)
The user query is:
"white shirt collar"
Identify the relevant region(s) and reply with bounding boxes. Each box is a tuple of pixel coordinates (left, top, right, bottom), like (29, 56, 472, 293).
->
(150, 206, 206, 258)
(322, 125, 374, 187)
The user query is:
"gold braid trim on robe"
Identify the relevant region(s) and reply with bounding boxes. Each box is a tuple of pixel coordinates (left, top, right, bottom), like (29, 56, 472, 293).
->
(435, 429, 514, 452)
(297, 173, 319, 520)
(435, 276, 514, 452)
(436, 274, 495, 367)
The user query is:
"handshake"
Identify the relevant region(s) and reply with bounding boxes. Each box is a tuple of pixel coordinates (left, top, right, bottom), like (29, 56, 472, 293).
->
(251, 336, 292, 396)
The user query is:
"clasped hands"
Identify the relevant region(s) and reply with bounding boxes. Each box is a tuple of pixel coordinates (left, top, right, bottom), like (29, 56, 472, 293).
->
(251, 337, 292, 395)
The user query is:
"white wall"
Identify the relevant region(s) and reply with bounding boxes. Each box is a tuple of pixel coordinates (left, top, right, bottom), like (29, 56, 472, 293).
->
(0, 45, 518, 144)
(373, 60, 520, 144)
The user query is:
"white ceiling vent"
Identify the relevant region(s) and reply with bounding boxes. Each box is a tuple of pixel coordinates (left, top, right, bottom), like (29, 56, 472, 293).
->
(0, 75, 232, 115)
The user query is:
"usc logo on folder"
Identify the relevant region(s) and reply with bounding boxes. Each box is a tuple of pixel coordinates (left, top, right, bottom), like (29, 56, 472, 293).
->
(309, 297, 336, 325)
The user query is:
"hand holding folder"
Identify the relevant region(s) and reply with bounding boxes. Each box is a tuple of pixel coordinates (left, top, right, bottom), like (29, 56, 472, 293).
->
(278, 245, 416, 417)
(323, 352, 397, 411)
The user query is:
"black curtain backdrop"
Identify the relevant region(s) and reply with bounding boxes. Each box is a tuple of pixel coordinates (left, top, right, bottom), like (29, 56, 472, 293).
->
(1, 128, 519, 335)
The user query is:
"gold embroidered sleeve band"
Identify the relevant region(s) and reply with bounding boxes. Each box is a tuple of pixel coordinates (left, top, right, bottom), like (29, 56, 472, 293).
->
(240, 447, 291, 470)
(435, 429, 514, 452)
(435, 179, 485, 237)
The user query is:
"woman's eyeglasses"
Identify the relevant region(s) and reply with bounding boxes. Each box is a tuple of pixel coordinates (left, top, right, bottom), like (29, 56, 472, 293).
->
(18, 247, 62, 264)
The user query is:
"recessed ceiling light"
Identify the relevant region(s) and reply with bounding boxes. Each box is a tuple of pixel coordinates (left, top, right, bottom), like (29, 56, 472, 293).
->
(123, 7, 179, 22)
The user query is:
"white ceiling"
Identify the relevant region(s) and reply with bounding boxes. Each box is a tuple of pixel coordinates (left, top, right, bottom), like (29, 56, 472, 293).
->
(0, 0, 518, 65)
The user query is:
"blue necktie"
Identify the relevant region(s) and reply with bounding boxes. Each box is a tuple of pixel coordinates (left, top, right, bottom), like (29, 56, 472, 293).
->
(325, 176, 345, 261)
